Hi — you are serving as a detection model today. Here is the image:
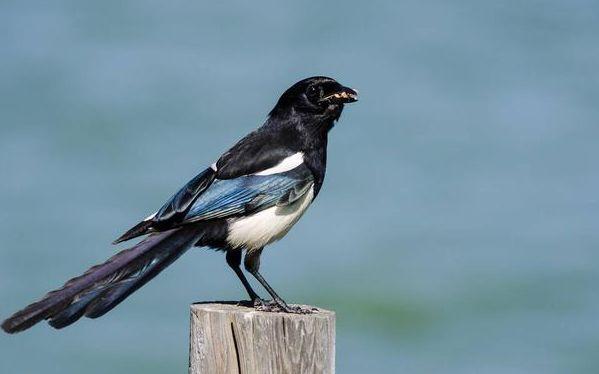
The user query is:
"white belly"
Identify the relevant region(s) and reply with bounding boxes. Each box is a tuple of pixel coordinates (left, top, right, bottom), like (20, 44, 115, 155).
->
(226, 186, 315, 250)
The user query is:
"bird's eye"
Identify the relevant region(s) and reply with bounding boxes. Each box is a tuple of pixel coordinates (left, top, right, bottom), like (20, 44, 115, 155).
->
(307, 85, 323, 104)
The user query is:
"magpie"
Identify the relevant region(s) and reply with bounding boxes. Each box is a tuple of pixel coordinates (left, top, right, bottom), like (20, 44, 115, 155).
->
(1, 76, 357, 333)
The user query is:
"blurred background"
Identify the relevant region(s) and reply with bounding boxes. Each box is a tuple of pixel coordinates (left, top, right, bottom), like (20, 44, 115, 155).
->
(1, 1, 598, 373)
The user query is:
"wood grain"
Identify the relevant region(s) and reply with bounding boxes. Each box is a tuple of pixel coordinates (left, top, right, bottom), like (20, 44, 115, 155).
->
(189, 303, 335, 374)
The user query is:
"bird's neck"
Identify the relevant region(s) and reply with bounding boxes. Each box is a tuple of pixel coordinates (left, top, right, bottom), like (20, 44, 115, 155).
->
(267, 108, 337, 147)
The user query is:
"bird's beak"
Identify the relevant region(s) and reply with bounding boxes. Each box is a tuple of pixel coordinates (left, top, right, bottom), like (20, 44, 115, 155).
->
(319, 86, 359, 104)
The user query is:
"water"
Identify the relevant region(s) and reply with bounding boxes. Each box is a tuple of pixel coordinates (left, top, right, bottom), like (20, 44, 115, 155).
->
(1, 1, 598, 373)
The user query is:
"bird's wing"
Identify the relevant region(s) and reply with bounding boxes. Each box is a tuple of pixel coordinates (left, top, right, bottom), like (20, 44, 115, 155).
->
(156, 130, 305, 223)
(114, 131, 303, 244)
(183, 164, 314, 222)
(154, 167, 217, 223)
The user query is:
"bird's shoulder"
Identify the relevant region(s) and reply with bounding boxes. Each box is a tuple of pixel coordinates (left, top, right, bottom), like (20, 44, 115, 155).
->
(215, 125, 302, 180)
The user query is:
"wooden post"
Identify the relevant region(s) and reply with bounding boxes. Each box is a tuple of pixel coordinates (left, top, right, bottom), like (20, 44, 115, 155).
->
(189, 303, 335, 374)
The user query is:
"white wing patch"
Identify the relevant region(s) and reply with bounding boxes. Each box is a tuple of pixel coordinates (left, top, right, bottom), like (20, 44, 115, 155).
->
(254, 152, 304, 176)
(226, 186, 314, 250)
(143, 212, 157, 221)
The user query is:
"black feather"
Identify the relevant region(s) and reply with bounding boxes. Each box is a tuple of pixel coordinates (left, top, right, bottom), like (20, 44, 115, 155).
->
(2, 225, 204, 333)
(112, 167, 216, 244)
(215, 129, 296, 180)
(154, 167, 216, 224)
(112, 220, 154, 244)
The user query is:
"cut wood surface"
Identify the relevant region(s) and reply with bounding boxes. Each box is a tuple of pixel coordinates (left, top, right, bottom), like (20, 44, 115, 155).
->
(189, 303, 335, 374)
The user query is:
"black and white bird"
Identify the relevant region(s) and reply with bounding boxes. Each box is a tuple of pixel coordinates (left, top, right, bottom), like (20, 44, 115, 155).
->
(1, 76, 358, 333)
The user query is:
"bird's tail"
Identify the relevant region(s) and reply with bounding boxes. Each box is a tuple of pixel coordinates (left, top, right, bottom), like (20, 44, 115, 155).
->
(1, 225, 204, 334)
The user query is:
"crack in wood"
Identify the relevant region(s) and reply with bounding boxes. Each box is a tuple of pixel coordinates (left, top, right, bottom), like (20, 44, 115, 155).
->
(282, 317, 286, 340)
(230, 322, 242, 374)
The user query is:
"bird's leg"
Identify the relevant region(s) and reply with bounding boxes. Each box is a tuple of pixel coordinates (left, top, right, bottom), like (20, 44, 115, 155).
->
(225, 249, 263, 306)
(244, 248, 311, 314)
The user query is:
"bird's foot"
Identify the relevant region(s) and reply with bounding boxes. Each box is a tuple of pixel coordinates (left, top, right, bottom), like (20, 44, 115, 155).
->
(238, 299, 316, 314)
(254, 299, 315, 314)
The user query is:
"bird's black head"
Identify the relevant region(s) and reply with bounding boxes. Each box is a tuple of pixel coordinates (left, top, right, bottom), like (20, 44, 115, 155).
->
(269, 76, 358, 121)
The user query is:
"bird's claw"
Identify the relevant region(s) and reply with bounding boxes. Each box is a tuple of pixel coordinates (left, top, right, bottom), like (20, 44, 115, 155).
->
(253, 300, 314, 314)
(238, 299, 316, 314)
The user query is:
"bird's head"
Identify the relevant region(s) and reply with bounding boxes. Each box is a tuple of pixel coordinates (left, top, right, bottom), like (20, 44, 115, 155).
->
(270, 76, 358, 121)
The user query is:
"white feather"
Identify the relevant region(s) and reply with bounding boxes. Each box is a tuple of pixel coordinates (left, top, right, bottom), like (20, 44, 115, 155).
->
(254, 152, 304, 176)
(144, 212, 157, 221)
(226, 186, 314, 250)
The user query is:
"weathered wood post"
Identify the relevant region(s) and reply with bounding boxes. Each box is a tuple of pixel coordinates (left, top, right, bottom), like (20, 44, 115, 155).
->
(189, 303, 335, 374)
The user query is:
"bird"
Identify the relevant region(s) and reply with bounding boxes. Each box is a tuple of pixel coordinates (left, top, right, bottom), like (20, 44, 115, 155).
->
(1, 76, 358, 333)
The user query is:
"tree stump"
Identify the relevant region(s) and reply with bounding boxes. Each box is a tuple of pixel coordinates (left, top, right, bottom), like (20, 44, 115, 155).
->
(189, 303, 335, 374)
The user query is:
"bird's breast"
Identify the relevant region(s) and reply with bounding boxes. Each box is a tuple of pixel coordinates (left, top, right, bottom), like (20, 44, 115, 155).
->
(225, 186, 315, 250)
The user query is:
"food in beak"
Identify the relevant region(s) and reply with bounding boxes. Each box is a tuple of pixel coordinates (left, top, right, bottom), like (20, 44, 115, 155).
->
(320, 88, 358, 103)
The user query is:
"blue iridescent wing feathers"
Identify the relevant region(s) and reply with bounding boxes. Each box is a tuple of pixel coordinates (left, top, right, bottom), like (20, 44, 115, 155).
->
(185, 165, 314, 222)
